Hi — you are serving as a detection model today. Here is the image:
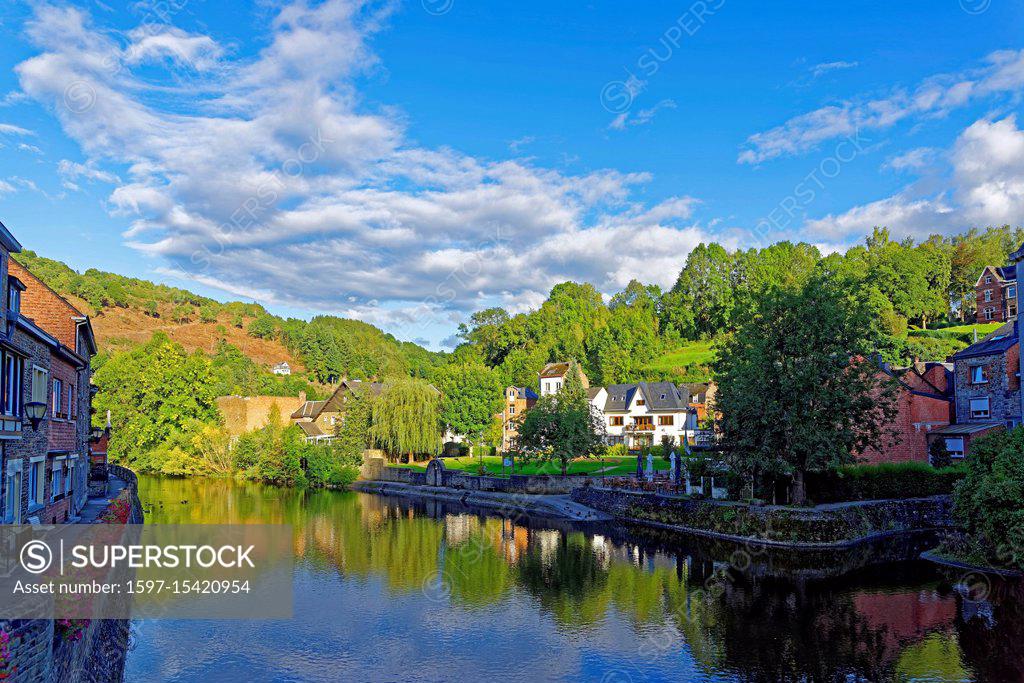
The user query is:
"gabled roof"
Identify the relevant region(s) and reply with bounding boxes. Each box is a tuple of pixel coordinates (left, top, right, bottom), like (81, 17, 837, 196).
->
(586, 387, 604, 400)
(975, 264, 1017, 286)
(603, 381, 688, 412)
(539, 362, 572, 379)
(951, 322, 1018, 361)
(291, 400, 327, 420)
(0, 219, 21, 253)
(296, 421, 325, 438)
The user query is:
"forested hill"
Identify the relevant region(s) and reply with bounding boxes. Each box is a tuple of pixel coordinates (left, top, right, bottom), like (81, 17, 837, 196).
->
(15, 250, 446, 386)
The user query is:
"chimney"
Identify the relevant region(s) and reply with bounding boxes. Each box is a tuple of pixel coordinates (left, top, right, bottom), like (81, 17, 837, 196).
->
(105, 410, 112, 435)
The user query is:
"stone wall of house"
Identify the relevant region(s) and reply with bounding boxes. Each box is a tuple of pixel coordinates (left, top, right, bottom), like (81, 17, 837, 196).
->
(954, 349, 1022, 424)
(216, 394, 306, 437)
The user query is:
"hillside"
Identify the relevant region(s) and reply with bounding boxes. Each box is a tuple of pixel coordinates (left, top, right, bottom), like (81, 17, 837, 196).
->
(15, 250, 443, 382)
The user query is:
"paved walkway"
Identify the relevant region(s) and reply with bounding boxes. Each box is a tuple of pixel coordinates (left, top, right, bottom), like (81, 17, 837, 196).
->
(76, 475, 127, 524)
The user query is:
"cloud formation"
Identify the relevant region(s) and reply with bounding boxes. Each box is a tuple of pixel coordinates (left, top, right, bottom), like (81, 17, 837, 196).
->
(15, 1, 712, 344)
(741, 49, 1024, 164)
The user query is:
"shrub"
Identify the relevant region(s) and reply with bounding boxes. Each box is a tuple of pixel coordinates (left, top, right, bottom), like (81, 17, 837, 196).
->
(953, 428, 1024, 569)
(328, 465, 360, 488)
(605, 443, 628, 458)
(808, 461, 967, 504)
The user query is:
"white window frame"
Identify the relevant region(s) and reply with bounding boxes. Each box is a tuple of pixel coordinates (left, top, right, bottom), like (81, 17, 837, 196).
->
(1, 351, 22, 418)
(27, 456, 44, 508)
(985, 289, 993, 302)
(52, 378, 63, 418)
(944, 437, 965, 459)
(970, 365, 987, 384)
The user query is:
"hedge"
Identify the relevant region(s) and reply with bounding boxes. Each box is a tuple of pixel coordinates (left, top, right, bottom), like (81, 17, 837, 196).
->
(808, 462, 967, 504)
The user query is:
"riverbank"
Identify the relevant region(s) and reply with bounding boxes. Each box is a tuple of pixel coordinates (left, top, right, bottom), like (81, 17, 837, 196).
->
(572, 485, 955, 548)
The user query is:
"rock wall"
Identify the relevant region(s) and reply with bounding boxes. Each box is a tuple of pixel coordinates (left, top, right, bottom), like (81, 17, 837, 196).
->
(572, 486, 955, 546)
(371, 464, 591, 495)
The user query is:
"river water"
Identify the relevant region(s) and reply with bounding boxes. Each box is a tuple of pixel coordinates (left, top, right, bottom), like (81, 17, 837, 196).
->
(124, 475, 1023, 682)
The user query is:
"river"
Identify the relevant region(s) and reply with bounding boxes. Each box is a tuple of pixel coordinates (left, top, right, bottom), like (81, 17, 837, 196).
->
(123, 475, 1023, 682)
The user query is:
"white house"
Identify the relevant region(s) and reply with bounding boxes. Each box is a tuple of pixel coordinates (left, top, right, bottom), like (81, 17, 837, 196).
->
(539, 362, 588, 396)
(272, 362, 291, 376)
(599, 382, 701, 450)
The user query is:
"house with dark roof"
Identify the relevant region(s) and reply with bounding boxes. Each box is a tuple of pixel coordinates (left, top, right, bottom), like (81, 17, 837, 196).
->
(600, 381, 699, 450)
(938, 322, 1020, 458)
(975, 264, 1017, 322)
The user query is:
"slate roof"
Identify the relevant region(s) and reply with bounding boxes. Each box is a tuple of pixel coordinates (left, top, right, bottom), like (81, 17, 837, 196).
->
(510, 386, 539, 400)
(996, 264, 1017, 281)
(291, 400, 327, 420)
(602, 381, 688, 412)
(1012, 242, 1024, 263)
(951, 322, 1018, 361)
(296, 421, 325, 438)
(586, 387, 603, 400)
(928, 422, 1003, 436)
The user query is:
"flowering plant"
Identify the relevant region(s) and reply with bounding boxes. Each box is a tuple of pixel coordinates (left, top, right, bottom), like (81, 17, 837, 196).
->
(55, 620, 90, 643)
(99, 494, 131, 524)
(0, 629, 16, 679)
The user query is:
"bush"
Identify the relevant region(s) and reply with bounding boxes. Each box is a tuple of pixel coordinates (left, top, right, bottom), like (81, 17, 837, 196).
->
(953, 428, 1024, 569)
(328, 465, 360, 488)
(605, 443, 628, 458)
(808, 461, 967, 504)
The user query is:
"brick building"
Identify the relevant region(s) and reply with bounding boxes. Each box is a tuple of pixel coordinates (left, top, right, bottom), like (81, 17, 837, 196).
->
(859, 361, 954, 465)
(0, 222, 96, 525)
(975, 264, 1017, 323)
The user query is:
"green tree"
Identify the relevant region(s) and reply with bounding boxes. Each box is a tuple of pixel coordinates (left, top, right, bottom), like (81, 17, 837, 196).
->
(517, 361, 605, 475)
(712, 275, 899, 504)
(248, 314, 279, 340)
(199, 304, 219, 323)
(664, 243, 734, 339)
(172, 303, 193, 323)
(336, 392, 374, 465)
(370, 378, 442, 462)
(953, 427, 1024, 569)
(436, 362, 504, 444)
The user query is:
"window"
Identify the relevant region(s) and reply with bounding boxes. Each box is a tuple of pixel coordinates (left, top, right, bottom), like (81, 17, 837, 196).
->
(555, 381, 561, 391)
(27, 458, 43, 507)
(1, 350, 22, 418)
(969, 398, 991, 419)
(658, 415, 674, 426)
(660, 394, 666, 400)
(6, 284, 19, 316)
(985, 289, 993, 302)
(636, 399, 645, 406)
(970, 365, 987, 384)
(944, 437, 965, 459)
(53, 378, 65, 419)
(51, 462, 63, 501)
(633, 416, 653, 428)
(985, 275, 992, 284)
(4, 468, 21, 524)
(983, 307, 994, 320)
(609, 416, 624, 426)
(1010, 286, 1018, 300)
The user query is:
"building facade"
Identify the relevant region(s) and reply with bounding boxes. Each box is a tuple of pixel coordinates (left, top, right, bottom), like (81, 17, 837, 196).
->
(538, 362, 589, 396)
(975, 264, 1017, 323)
(599, 381, 700, 450)
(499, 386, 538, 451)
(860, 362, 953, 465)
(0, 224, 95, 525)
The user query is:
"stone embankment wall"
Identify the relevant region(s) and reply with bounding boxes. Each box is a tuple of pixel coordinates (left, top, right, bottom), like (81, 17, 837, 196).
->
(1, 468, 143, 682)
(572, 486, 954, 547)
(372, 464, 591, 495)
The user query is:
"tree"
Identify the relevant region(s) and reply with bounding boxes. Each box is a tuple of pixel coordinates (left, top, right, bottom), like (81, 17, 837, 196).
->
(928, 438, 953, 469)
(436, 362, 504, 445)
(953, 427, 1024, 569)
(172, 303, 193, 323)
(370, 378, 442, 462)
(199, 304, 219, 323)
(248, 314, 278, 340)
(664, 243, 734, 339)
(517, 361, 606, 475)
(712, 274, 899, 504)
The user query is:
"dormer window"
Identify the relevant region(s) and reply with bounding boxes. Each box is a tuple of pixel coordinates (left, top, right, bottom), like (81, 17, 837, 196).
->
(985, 275, 992, 284)
(6, 277, 23, 317)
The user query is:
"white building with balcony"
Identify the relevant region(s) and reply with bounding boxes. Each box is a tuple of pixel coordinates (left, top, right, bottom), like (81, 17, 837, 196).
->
(599, 381, 702, 450)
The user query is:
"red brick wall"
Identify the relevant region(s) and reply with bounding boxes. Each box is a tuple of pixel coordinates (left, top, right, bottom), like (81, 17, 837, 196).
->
(47, 355, 79, 452)
(860, 378, 951, 465)
(8, 258, 83, 350)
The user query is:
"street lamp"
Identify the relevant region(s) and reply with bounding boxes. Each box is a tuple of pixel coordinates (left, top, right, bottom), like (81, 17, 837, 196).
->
(24, 402, 46, 430)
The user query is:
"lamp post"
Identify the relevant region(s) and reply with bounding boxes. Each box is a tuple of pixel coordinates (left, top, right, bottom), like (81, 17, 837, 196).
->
(24, 402, 45, 430)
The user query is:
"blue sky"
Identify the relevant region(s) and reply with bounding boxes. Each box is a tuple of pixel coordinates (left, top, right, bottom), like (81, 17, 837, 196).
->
(0, 0, 1022, 349)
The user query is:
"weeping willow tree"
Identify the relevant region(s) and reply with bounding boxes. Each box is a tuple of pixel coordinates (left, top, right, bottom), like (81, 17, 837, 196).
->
(371, 377, 442, 462)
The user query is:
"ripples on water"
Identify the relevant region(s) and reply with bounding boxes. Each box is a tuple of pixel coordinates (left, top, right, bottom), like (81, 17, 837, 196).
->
(125, 475, 1024, 682)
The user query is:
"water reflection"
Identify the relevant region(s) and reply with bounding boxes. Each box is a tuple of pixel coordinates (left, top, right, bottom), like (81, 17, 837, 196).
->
(129, 475, 1023, 682)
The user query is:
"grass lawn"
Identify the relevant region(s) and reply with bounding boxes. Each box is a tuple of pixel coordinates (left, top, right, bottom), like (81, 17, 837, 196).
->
(392, 455, 672, 478)
(921, 322, 1003, 336)
(647, 340, 716, 380)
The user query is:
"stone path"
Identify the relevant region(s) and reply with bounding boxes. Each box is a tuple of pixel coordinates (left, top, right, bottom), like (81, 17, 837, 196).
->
(75, 475, 127, 524)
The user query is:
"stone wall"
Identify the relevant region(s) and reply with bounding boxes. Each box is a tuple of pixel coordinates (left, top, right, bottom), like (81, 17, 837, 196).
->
(954, 348, 1022, 424)
(216, 394, 306, 438)
(371, 464, 592, 495)
(572, 486, 955, 546)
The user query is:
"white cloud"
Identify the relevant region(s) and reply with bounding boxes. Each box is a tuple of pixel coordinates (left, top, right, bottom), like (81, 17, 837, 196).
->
(17, 142, 43, 155)
(741, 49, 1024, 164)
(810, 60, 858, 79)
(804, 115, 1024, 242)
(882, 147, 939, 172)
(15, 1, 716, 343)
(0, 123, 33, 136)
(608, 99, 676, 131)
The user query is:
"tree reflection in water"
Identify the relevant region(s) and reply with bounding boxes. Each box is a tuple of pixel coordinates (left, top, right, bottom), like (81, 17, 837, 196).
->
(137, 475, 1023, 681)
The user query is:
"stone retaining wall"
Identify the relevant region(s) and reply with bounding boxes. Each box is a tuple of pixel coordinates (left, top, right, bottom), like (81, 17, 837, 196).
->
(572, 486, 955, 546)
(372, 464, 590, 495)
